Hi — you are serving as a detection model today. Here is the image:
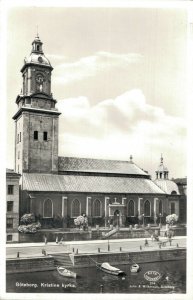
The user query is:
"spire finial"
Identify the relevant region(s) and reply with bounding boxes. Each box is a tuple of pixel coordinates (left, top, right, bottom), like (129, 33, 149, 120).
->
(130, 155, 133, 163)
(36, 25, 39, 38)
(160, 153, 163, 164)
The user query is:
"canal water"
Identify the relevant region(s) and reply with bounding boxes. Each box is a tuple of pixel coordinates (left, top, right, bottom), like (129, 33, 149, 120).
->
(6, 260, 186, 294)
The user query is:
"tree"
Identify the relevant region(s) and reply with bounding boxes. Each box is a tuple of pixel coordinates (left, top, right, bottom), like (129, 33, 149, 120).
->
(74, 214, 88, 230)
(18, 213, 41, 233)
(166, 214, 179, 226)
(20, 213, 35, 225)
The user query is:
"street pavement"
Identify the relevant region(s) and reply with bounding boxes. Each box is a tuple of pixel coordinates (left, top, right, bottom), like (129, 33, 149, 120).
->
(6, 236, 186, 259)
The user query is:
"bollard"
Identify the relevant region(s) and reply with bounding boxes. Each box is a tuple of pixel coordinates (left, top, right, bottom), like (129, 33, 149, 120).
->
(100, 284, 104, 293)
(17, 252, 19, 258)
(159, 244, 161, 249)
(108, 244, 110, 252)
(98, 248, 100, 253)
(140, 246, 142, 250)
(76, 249, 78, 254)
(72, 248, 74, 252)
(176, 243, 179, 248)
(120, 247, 122, 252)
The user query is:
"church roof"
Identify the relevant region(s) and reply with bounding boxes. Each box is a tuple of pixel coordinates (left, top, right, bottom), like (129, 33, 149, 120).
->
(22, 173, 165, 194)
(154, 179, 180, 195)
(58, 157, 148, 176)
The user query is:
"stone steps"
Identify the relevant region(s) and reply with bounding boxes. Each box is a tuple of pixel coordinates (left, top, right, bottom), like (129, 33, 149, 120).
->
(102, 228, 119, 239)
(51, 253, 73, 267)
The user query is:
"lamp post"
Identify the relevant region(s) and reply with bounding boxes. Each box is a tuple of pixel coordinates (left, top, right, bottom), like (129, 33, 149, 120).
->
(159, 213, 162, 228)
(142, 214, 145, 227)
(108, 239, 110, 251)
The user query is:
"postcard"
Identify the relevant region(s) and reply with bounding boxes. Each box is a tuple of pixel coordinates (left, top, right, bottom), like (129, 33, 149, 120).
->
(1, 1, 192, 300)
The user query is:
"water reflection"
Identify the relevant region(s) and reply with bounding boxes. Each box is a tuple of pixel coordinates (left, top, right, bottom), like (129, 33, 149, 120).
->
(6, 260, 186, 294)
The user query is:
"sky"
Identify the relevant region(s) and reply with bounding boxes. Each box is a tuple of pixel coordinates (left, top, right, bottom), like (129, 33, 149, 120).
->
(5, 5, 188, 178)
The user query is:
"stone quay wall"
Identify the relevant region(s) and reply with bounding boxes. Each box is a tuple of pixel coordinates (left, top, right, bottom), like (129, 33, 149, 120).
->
(69, 248, 186, 268)
(6, 248, 186, 273)
(6, 256, 55, 274)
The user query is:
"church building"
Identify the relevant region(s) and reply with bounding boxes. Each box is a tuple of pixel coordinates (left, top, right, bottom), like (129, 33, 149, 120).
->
(12, 36, 181, 228)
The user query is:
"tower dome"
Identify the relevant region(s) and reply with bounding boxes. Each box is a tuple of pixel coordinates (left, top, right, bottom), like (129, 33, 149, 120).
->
(21, 35, 52, 72)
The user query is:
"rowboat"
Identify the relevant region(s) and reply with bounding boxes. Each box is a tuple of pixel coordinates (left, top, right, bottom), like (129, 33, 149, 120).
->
(96, 262, 126, 276)
(130, 263, 140, 273)
(57, 266, 77, 278)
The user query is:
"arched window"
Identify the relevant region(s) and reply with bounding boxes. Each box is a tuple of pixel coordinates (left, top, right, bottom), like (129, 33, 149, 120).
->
(72, 199, 81, 217)
(37, 45, 40, 51)
(128, 200, 134, 216)
(144, 200, 151, 217)
(43, 199, 53, 218)
(93, 199, 101, 217)
(159, 200, 163, 214)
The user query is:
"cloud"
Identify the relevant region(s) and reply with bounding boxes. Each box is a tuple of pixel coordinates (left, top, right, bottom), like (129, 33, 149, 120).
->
(57, 89, 186, 177)
(54, 52, 143, 85)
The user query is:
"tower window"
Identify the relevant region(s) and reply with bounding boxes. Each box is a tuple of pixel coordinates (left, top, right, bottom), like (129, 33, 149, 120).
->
(7, 201, 13, 212)
(43, 132, 48, 141)
(34, 131, 38, 140)
(19, 132, 21, 142)
(17, 134, 19, 143)
(171, 202, 175, 214)
(37, 45, 40, 51)
(8, 185, 14, 195)
(7, 218, 13, 229)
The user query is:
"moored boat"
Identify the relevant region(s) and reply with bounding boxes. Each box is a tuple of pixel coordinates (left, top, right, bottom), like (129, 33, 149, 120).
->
(96, 262, 126, 276)
(57, 266, 77, 278)
(130, 263, 140, 273)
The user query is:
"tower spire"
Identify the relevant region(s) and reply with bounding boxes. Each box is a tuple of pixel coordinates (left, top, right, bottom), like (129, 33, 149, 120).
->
(160, 153, 163, 164)
(36, 25, 39, 39)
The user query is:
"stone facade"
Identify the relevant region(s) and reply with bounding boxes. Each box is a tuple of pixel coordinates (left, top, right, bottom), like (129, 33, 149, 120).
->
(6, 169, 21, 242)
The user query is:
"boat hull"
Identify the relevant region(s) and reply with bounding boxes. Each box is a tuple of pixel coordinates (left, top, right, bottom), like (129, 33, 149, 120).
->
(57, 267, 77, 278)
(96, 264, 126, 276)
(130, 264, 140, 273)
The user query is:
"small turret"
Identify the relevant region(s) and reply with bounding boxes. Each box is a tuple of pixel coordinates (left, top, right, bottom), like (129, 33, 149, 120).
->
(155, 154, 169, 179)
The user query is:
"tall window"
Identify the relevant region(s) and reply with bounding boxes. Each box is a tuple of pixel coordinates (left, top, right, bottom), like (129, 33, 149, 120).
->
(7, 185, 14, 195)
(43, 199, 53, 218)
(144, 200, 151, 216)
(34, 131, 38, 140)
(19, 132, 21, 142)
(7, 218, 13, 229)
(43, 131, 48, 141)
(171, 202, 175, 214)
(93, 199, 101, 217)
(72, 199, 80, 217)
(128, 200, 135, 216)
(7, 201, 13, 212)
(159, 200, 163, 214)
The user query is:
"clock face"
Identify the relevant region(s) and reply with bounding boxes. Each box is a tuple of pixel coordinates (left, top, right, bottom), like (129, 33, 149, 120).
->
(38, 56, 43, 63)
(36, 74, 44, 84)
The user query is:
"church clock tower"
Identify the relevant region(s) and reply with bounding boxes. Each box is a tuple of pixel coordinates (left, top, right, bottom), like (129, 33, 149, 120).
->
(13, 35, 61, 174)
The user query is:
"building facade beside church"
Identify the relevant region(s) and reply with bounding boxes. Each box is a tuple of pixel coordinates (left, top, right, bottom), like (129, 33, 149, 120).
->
(11, 36, 182, 228)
